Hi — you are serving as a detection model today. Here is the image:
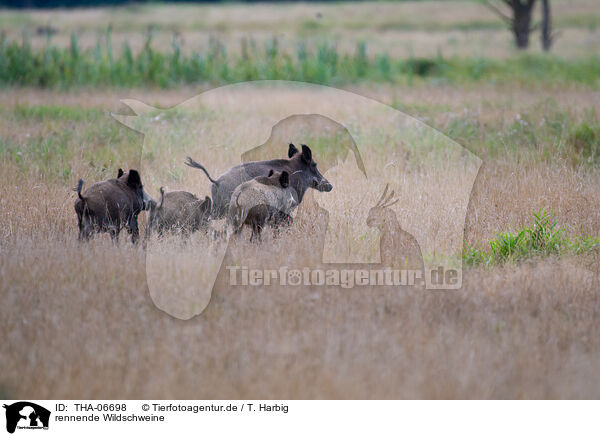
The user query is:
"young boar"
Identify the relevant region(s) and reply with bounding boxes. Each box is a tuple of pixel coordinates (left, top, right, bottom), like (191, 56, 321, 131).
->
(74, 169, 151, 243)
(185, 143, 332, 219)
(147, 188, 212, 237)
(228, 170, 297, 242)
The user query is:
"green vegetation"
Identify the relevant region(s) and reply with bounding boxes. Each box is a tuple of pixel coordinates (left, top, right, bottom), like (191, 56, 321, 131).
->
(393, 101, 600, 165)
(1, 33, 599, 88)
(463, 210, 600, 266)
(569, 120, 600, 164)
(12, 104, 104, 121)
(0, 105, 139, 182)
(3, 101, 600, 184)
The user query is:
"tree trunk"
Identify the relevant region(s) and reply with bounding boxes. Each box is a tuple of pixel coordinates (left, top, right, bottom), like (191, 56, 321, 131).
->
(512, 0, 536, 49)
(541, 0, 552, 51)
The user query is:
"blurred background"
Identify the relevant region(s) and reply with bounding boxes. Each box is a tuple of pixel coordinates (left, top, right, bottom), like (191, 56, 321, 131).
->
(0, 0, 598, 87)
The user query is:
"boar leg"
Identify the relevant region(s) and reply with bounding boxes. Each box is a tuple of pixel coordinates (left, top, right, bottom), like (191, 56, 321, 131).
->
(109, 227, 119, 243)
(77, 215, 86, 241)
(78, 214, 93, 241)
(129, 216, 140, 244)
(78, 224, 91, 241)
(77, 213, 84, 240)
(269, 210, 293, 239)
(250, 220, 263, 243)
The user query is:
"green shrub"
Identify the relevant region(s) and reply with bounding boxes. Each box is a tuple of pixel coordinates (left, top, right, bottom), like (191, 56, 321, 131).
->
(464, 210, 599, 267)
(570, 121, 600, 163)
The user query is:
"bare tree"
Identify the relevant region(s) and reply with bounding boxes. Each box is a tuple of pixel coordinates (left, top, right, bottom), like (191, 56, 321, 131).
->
(483, 0, 538, 49)
(540, 0, 555, 51)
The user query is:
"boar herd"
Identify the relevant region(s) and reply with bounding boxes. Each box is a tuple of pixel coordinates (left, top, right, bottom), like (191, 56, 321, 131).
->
(74, 143, 332, 243)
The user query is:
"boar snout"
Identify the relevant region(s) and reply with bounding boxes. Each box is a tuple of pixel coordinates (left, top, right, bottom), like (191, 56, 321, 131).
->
(316, 180, 333, 192)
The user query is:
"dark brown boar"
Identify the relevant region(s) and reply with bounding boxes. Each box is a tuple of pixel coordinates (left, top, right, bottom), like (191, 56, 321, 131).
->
(185, 143, 332, 219)
(74, 169, 151, 243)
(147, 188, 211, 237)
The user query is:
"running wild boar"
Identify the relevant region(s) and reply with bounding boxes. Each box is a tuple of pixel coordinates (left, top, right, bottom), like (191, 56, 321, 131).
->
(147, 188, 212, 237)
(228, 170, 297, 242)
(185, 143, 332, 219)
(74, 169, 151, 243)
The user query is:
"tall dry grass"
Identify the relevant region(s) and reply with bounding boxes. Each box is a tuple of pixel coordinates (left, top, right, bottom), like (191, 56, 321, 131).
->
(1, 84, 599, 398)
(1, 193, 599, 398)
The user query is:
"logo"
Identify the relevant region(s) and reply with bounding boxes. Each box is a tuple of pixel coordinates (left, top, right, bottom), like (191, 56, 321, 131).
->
(114, 81, 481, 319)
(3, 402, 50, 433)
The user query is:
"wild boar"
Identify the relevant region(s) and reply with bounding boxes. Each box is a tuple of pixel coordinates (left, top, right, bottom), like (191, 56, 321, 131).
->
(147, 188, 212, 237)
(185, 143, 332, 219)
(228, 170, 297, 242)
(74, 169, 151, 243)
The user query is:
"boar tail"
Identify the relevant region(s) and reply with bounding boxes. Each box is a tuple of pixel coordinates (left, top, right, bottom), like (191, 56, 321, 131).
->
(157, 187, 165, 210)
(234, 191, 241, 209)
(185, 157, 219, 185)
(76, 179, 86, 201)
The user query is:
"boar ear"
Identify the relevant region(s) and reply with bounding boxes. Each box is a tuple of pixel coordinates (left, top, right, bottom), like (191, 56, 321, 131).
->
(279, 171, 289, 188)
(268, 169, 274, 177)
(126, 169, 142, 188)
(288, 143, 299, 158)
(301, 144, 312, 164)
(117, 168, 124, 178)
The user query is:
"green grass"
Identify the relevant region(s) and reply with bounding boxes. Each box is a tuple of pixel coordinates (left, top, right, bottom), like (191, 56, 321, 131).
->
(569, 120, 600, 164)
(12, 104, 104, 122)
(2, 101, 598, 184)
(414, 103, 600, 165)
(463, 210, 600, 267)
(0, 107, 140, 182)
(1, 32, 599, 88)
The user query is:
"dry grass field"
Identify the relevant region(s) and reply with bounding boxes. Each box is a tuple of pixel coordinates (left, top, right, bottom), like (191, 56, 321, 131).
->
(1, 1, 600, 399)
